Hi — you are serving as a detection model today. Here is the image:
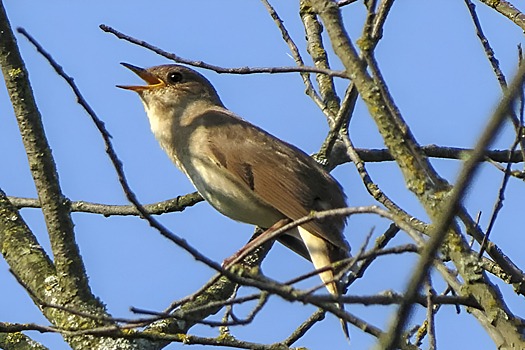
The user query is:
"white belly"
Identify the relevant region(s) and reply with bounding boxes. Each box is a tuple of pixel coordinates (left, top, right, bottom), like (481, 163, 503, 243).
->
(184, 156, 283, 228)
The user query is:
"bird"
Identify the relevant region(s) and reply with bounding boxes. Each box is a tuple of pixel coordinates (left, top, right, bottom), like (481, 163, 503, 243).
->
(118, 63, 351, 337)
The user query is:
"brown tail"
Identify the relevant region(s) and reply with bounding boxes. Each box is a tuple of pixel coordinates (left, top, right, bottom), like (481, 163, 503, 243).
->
(326, 279, 350, 341)
(297, 227, 350, 340)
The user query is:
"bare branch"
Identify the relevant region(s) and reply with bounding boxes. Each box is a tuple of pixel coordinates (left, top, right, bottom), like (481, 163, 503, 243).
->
(99, 24, 349, 79)
(8, 193, 203, 216)
(0, 330, 49, 350)
(260, 0, 329, 118)
(479, 0, 525, 31)
(2, 11, 90, 300)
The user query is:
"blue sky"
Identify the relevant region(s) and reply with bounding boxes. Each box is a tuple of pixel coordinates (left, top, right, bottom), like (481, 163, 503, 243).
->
(1, 1, 524, 349)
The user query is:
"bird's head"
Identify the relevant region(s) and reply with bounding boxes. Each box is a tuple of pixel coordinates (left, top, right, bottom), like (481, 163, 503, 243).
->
(117, 63, 223, 120)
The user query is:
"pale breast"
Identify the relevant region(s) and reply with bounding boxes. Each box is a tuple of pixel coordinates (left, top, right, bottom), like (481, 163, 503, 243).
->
(185, 155, 284, 228)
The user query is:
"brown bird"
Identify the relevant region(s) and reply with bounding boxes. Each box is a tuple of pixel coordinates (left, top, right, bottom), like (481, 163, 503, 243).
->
(118, 63, 351, 336)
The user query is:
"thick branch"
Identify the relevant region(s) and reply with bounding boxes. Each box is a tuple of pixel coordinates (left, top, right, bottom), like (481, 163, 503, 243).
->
(0, 190, 57, 338)
(0, 190, 120, 349)
(0, 3, 90, 300)
(0, 329, 49, 350)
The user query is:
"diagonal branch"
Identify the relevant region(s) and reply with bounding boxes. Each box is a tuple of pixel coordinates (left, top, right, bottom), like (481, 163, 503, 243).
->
(479, 0, 525, 32)
(0, 189, 57, 348)
(0, 326, 49, 349)
(100, 24, 349, 79)
(260, 0, 329, 119)
(0, 2, 91, 301)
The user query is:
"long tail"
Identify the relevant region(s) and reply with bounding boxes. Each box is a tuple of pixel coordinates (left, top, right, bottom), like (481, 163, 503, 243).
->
(297, 226, 350, 340)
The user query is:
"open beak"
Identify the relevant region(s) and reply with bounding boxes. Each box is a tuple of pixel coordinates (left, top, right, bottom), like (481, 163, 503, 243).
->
(117, 63, 165, 91)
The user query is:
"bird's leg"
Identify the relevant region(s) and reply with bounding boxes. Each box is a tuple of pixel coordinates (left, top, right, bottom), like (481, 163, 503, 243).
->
(222, 218, 291, 269)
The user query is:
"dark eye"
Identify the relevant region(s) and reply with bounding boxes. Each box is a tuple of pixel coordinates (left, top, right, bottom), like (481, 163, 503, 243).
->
(167, 71, 183, 84)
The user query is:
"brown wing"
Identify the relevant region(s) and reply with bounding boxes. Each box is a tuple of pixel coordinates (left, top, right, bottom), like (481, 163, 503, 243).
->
(194, 107, 350, 253)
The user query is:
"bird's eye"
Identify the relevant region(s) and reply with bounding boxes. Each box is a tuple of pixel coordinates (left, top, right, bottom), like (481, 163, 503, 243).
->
(167, 71, 183, 84)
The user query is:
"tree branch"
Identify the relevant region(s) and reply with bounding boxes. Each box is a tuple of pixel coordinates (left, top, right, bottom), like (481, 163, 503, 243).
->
(8, 192, 203, 216)
(99, 24, 349, 79)
(479, 0, 525, 32)
(0, 3, 91, 302)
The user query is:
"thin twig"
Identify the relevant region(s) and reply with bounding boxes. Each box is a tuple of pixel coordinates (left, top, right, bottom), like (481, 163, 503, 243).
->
(426, 279, 437, 350)
(337, 0, 359, 6)
(346, 224, 400, 285)
(260, 0, 328, 116)
(8, 193, 203, 216)
(464, 0, 507, 88)
(222, 205, 425, 271)
(464, 0, 525, 163)
(316, 82, 358, 169)
(99, 24, 349, 79)
(478, 136, 521, 257)
(282, 309, 325, 346)
(0, 322, 290, 350)
(299, 0, 341, 125)
(341, 133, 429, 234)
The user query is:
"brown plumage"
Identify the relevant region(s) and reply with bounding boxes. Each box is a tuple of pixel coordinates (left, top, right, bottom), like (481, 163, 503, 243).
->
(118, 63, 351, 337)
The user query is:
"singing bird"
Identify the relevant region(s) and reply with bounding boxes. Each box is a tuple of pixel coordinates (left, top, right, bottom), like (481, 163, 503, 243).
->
(118, 63, 351, 336)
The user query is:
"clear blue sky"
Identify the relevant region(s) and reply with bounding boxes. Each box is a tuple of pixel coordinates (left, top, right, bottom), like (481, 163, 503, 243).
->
(1, 1, 524, 349)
